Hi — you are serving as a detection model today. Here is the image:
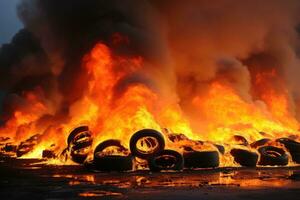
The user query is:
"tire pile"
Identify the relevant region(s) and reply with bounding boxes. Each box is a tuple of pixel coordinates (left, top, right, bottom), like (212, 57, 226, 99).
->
(60, 127, 299, 172)
(230, 135, 300, 167)
(0, 134, 42, 157)
(60, 126, 94, 164)
(1, 126, 300, 171)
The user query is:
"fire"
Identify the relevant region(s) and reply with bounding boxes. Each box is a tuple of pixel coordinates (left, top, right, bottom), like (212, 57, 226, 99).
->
(69, 43, 194, 150)
(0, 41, 299, 166)
(192, 82, 298, 143)
(74, 43, 161, 145)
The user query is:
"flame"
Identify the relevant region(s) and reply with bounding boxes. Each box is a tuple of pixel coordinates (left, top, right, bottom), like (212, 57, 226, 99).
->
(0, 41, 299, 167)
(192, 82, 298, 143)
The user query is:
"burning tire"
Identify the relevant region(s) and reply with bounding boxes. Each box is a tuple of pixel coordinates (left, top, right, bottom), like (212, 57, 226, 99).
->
(83, 159, 95, 170)
(70, 150, 90, 164)
(3, 143, 17, 153)
(130, 129, 165, 159)
(42, 149, 56, 159)
(68, 126, 93, 164)
(232, 135, 249, 146)
(250, 138, 271, 149)
(148, 150, 184, 172)
(93, 155, 133, 171)
(258, 146, 289, 166)
(183, 150, 219, 169)
(277, 138, 300, 164)
(94, 139, 127, 153)
(67, 126, 89, 146)
(230, 149, 258, 167)
(214, 144, 225, 154)
(94, 140, 133, 171)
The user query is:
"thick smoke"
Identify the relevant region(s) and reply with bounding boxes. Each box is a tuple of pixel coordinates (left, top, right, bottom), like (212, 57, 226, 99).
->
(0, 0, 171, 122)
(1, 0, 300, 137)
(150, 0, 300, 129)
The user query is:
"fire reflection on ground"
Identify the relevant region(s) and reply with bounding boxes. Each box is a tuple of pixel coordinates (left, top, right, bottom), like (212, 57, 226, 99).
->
(52, 169, 300, 190)
(1, 158, 300, 199)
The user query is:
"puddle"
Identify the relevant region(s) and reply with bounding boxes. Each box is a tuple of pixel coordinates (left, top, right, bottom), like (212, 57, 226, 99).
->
(48, 168, 300, 189)
(79, 190, 123, 197)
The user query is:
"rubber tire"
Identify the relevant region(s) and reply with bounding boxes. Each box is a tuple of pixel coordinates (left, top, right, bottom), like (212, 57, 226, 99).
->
(67, 126, 89, 145)
(183, 151, 219, 168)
(94, 140, 127, 157)
(72, 132, 92, 143)
(130, 129, 165, 159)
(277, 138, 300, 164)
(214, 144, 225, 154)
(230, 149, 258, 167)
(67, 127, 93, 164)
(70, 151, 88, 164)
(148, 150, 184, 172)
(276, 138, 300, 152)
(232, 135, 249, 146)
(290, 152, 300, 164)
(277, 138, 300, 152)
(250, 138, 271, 149)
(83, 159, 95, 170)
(71, 140, 93, 151)
(94, 155, 133, 171)
(258, 146, 289, 166)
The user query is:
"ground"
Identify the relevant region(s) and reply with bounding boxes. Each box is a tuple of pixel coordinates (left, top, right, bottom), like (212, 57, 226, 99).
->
(0, 156, 300, 200)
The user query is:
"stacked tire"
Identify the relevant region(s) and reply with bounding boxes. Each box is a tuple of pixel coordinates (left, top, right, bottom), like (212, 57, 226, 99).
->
(93, 139, 133, 171)
(130, 129, 184, 171)
(230, 149, 258, 167)
(67, 126, 93, 164)
(277, 138, 300, 164)
(183, 150, 219, 169)
(258, 146, 289, 166)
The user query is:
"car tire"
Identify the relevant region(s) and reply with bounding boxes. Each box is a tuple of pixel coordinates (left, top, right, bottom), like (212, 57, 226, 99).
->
(148, 149, 184, 171)
(230, 149, 258, 167)
(258, 146, 289, 166)
(183, 150, 219, 169)
(130, 129, 165, 159)
(277, 138, 300, 164)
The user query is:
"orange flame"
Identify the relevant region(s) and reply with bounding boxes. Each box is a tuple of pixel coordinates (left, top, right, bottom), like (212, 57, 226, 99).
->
(0, 41, 299, 167)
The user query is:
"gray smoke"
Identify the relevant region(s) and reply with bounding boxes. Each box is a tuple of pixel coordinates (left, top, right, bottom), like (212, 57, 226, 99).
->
(1, 0, 300, 133)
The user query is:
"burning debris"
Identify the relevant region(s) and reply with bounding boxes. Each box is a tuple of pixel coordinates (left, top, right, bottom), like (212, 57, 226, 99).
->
(1, 0, 300, 173)
(93, 139, 133, 171)
(3, 125, 300, 172)
(16, 134, 41, 157)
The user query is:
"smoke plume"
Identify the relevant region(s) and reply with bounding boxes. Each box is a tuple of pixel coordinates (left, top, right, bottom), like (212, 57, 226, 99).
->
(1, 0, 300, 141)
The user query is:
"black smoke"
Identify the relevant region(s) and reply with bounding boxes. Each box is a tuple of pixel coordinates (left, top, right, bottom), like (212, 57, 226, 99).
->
(1, 0, 300, 134)
(0, 0, 168, 121)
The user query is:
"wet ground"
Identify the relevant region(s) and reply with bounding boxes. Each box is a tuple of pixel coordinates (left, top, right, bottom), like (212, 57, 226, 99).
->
(0, 156, 300, 200)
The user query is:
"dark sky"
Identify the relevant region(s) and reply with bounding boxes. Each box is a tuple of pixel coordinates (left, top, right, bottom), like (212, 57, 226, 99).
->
(0, 0, 23, 45)
(0, 0, 22, 114)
